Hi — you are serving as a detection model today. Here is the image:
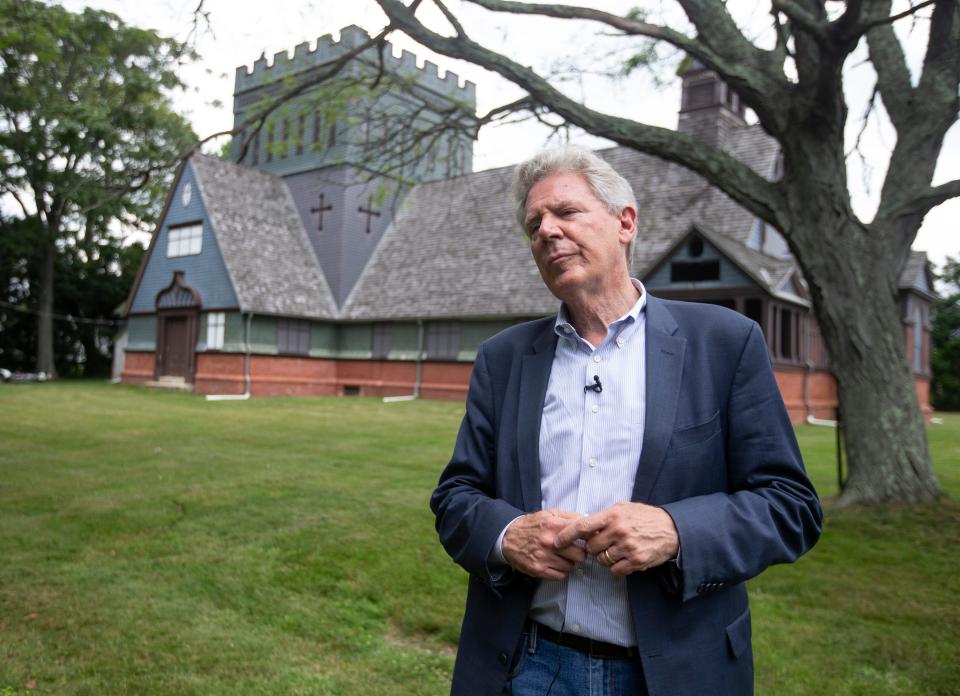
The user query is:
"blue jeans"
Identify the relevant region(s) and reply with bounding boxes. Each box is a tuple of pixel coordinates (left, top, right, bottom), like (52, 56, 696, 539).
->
(504, 624, 649, 696)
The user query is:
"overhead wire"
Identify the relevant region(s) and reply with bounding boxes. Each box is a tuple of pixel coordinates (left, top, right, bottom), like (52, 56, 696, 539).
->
(0, 299, 121, 326)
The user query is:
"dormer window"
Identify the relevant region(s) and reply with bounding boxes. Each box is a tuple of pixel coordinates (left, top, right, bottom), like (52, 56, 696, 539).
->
(671, 260, 720, 282)
(166, 223, 202, 258)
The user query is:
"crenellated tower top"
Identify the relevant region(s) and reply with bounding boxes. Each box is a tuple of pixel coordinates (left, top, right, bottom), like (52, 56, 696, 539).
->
(234, 25, 476, 103)
(231, 25, 477, 180)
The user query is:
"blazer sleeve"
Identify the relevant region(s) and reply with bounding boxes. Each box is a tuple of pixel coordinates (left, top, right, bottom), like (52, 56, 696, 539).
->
(430, 344, 525, 585)
(661, 323, 823, 602)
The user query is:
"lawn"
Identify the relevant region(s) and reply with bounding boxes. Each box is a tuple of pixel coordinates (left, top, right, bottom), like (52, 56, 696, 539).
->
(0, 382, 957, 695)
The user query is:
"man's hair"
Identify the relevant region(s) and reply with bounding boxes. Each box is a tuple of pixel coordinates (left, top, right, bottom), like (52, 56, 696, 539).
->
(511, 145, 638, 263)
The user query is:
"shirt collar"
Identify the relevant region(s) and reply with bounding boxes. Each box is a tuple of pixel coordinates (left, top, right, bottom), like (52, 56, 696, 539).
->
(554, 278, 647, 339)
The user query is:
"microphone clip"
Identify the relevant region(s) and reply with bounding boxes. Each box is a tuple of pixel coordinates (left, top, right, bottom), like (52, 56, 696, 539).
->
(584, 375, 603, 393)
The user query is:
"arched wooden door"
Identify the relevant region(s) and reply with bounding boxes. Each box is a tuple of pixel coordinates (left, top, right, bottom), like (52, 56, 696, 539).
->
(155, 272, 202, 381)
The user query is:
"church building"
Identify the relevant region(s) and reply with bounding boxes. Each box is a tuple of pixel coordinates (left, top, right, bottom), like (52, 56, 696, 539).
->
(120, 26, 935, 422)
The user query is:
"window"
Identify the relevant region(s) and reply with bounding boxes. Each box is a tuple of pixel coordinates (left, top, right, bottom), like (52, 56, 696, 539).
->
(913, 303, 924, 373)
(426, 321, 461, 360)
(371, 323, 392, 359)
(166, 223, 203, 258)
(277, 318, 310, 355)
(207, 312, 225, 350)
(744, 298, 764, 330)
(266, 123, 274, 162)
(774, 306, 798, 361)
(296, 114, 305, 156)
(686, 81, 715, 109)
(280, 119, 289, 158)
(779, 308, 794, 360)
(671, 260, 720, 282)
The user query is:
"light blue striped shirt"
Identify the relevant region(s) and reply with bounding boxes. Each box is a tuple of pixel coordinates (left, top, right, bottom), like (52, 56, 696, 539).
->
(492, 280, 648, 645)
(527, 279, 647, 646)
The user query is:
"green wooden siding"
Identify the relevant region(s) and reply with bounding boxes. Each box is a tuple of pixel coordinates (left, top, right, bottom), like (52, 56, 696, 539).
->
(124, 317, 532, 361)
(308, 323, 338, 358)
(249, 316, 279, 355)
(457, 320, 516, 360)
(337, 324, 372, 359)
(126, 316, 156, 351)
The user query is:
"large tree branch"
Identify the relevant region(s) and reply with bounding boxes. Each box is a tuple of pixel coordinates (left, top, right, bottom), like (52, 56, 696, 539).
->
(376, 0, 786, 225)
(464, 0, 708, 54)
(914, 0, 960, 113)
(874, 0, 959, 239)
(858, 0, 936, 33)
(770, 0, 830, 40)
(770, 7, 796, 67)
(463, 0, 792, 134)
(866, 2, 916, 129)
(902, 179, 960, 217)
(833, 0, 864, 38)
(674, 0, 793, 130)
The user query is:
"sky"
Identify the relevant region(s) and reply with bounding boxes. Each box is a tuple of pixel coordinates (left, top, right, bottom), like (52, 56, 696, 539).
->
(57, 0, 958, 268)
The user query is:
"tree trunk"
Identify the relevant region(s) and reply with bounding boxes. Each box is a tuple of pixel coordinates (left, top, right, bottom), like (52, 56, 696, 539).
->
(828, 287, 939, 504)
(794, 216, 940, 505)
(35, 238, 57, 378)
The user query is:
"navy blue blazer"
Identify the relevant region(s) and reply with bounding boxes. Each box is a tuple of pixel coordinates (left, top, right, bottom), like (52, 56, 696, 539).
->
(431, 296, 822, 696)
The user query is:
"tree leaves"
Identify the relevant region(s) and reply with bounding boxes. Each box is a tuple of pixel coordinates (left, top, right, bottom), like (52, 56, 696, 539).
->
(0, 0, 196, 374)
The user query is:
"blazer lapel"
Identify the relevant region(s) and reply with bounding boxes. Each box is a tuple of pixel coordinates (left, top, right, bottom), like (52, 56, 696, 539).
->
(516, 322, 557, 512)
(632, 297, 686, 503)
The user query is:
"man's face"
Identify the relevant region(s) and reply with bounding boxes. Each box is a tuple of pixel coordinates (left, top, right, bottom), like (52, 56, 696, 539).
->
(524, 172, 636, 300)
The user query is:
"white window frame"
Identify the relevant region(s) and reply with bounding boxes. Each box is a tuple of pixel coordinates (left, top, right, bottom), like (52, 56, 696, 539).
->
(207, 312, 225, 350)
(167, 223, 203, 258)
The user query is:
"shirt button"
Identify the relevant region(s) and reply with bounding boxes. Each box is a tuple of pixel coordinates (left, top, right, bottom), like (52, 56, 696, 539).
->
(588, 457, 597, 468)
(592, 355, 601, 363)
(575, 568, 585, 577)
(616, 337, 625, 347)
(571, 624, 581, 633)
(563, 326, 572, 334)
(591, 405, 599, 414)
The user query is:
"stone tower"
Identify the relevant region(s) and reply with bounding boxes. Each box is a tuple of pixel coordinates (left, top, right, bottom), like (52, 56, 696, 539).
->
(230, 26, 477, 306)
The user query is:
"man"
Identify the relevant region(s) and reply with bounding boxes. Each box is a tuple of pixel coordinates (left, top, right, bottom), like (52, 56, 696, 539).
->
(431, 146, 822, 695)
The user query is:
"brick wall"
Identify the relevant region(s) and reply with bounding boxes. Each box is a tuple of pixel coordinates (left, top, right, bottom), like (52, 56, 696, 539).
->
(124, 351, 935, 421)
(121, 351, 155, 383)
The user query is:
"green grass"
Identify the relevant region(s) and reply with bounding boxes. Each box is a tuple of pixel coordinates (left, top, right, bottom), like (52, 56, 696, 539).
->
(0, 383, 957, 695)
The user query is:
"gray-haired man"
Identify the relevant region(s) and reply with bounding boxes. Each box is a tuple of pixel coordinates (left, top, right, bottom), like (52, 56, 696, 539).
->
(432, 146, 822, 695)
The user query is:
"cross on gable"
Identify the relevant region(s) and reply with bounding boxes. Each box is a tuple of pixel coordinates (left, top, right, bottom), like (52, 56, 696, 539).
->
(358, 195, 381, 235)
(310, 192, 333, 231)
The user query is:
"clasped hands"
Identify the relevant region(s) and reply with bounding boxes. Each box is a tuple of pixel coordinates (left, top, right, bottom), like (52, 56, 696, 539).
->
(501, 503, 679, 580)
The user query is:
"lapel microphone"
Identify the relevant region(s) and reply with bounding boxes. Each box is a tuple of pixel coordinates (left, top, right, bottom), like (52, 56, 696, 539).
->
(584, 375, 603, 393)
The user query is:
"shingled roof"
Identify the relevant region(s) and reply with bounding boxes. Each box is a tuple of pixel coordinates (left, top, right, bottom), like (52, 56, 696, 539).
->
(341, 124, 786, 320)
(341, 164, 556, 320)
(899, 250, 936, 297)
(189, 121, 928, 322)
(190, 154, 338, 319)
